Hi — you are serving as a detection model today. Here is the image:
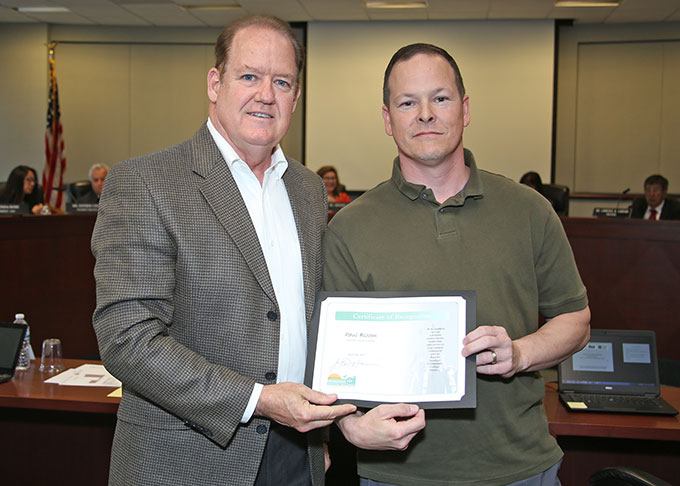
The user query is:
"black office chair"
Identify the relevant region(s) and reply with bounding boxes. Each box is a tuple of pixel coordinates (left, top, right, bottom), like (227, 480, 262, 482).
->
(67, 180, 93, 202)
(542, 183, 570, 216)
(659, 359, 680, 387)
(589, 467, 672, 486)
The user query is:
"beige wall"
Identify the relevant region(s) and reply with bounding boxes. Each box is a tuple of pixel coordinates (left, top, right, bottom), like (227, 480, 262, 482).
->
(555, 22, 680, 194)
(3, 20, 680, 197)
(306, 21, 555, 190)
(0, 24, 48, 181)
(0, 23, 305, 183)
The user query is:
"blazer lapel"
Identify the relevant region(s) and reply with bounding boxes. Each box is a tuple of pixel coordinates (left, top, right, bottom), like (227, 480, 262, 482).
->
(190, 126, 277, 304)
(283, 165, 317, 325)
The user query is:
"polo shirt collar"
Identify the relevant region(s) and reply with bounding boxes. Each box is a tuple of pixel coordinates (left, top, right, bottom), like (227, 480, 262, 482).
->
(391, 148, 484, 205)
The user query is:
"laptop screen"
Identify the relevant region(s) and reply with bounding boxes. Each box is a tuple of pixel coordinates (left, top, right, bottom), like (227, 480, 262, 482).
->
(559, 329, 660, 395)
(0, 323, 28, 374)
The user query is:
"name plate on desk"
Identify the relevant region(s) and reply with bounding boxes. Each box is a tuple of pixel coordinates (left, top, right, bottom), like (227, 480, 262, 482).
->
(328, 202, 348, 212)
(593, 207, 631, 218)
(0, 204, 21, 215)
(67, 203, 98, 214)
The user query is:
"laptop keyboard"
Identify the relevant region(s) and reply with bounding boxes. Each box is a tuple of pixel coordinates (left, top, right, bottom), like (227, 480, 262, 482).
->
(564, 393, 666, 410)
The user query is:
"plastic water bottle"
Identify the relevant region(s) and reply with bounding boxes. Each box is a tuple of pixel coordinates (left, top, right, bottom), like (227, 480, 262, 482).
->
(14, 313, 34, 370)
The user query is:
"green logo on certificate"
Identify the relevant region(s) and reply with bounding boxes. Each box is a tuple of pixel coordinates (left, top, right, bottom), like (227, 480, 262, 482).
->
(327, 374, 356, 386)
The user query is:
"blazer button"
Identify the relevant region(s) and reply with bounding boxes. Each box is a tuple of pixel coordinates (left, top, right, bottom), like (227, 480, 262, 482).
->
(267, 310, 278, 321)
(265, 371, 276, 381)
(256, 424, 268, 434)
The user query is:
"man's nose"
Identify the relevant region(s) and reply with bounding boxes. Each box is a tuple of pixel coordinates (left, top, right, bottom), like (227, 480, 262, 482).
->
(256, 80, 275, 103)
(418, 104, 434, 123)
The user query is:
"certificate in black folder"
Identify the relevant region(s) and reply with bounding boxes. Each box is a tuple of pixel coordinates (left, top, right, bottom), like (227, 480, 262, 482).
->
(305, 291, 476, 409)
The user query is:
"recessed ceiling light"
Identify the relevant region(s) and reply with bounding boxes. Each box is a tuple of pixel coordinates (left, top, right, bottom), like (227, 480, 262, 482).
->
(179, 4, 241, 11)
(365, 1, 428, 9)
(16, 7, 70, 13)
(555, 0, 619, 7)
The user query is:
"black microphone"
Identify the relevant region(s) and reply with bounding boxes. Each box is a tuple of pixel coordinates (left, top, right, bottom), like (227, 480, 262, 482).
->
(616, 187, 630, 216)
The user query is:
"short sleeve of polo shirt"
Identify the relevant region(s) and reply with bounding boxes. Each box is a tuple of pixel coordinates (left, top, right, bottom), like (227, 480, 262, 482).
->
(533, 209, 588, 318)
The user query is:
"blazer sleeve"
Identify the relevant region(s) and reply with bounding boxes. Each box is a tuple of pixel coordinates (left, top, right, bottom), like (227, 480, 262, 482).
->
(92, 160, 255, 448)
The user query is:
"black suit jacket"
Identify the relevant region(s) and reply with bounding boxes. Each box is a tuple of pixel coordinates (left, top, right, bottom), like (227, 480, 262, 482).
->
(75, 188, 99, 204)
(630, 196, 680, 220)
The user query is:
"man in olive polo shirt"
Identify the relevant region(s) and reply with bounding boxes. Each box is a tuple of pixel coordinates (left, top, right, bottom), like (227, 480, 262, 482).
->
(323, 43, 591, 486)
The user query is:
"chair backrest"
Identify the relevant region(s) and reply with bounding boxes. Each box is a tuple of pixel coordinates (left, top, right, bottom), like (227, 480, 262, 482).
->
(589, 466, 672, 486)
(68, 180, 92, 202)
(543, 183, 570, 216)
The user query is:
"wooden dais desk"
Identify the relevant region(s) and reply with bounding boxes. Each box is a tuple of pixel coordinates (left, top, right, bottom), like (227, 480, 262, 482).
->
(0, 359, 119, 486)
(2, 362, 679, 486)
(543, 383, 680, 485)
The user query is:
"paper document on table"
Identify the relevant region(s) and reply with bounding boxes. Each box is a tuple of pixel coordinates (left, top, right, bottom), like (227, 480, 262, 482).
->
(44, 363, 122, 387)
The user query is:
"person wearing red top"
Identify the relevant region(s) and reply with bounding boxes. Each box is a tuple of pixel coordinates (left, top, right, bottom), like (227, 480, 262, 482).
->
(317, 165, 351, 203)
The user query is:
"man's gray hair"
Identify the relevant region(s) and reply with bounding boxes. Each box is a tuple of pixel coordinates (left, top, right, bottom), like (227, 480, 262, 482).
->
(89, 163, 110, 182)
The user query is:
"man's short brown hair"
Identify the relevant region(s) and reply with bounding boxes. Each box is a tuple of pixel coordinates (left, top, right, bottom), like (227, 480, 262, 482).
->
(383, 43, 465, 107)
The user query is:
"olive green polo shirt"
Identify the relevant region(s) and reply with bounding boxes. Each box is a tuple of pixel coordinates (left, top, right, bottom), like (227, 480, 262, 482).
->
(323, 151, 588, 486)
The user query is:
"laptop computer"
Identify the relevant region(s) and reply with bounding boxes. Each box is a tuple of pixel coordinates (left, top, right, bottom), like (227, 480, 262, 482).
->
(558, 329, 678, 416)
(0, 322, 28, 384)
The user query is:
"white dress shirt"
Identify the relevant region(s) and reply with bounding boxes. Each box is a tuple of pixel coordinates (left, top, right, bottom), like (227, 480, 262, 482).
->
(644, 200, 665, 220)
(207, 119, 307, 423)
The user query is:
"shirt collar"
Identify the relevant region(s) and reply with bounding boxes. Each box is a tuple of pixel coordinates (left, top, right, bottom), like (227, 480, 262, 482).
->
(206, 118, 288, 179)
(650, 200, 665, 212)
(391, 148, 484, 206)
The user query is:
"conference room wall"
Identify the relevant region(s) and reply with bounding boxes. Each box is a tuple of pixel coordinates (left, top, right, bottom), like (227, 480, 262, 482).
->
(2, 20, 680, 194)
(555, 22, 680, 194)
(0, 24, 49, 181)
(306, 20, 555, 191)
(0, 24, 305, 183)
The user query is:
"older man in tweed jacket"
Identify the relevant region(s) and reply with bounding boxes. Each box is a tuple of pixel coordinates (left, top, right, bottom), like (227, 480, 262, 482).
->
(92, 15, 354, 486)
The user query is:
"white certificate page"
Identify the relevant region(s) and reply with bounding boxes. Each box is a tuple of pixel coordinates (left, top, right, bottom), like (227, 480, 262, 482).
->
(311, 296, 468, 404)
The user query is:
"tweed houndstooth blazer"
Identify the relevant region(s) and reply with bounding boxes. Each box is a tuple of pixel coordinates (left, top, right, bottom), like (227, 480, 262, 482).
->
(91, 124, 328, 486)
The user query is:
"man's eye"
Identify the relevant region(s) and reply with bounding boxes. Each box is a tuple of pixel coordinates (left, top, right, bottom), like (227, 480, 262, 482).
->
(275, 79, 291, 88)
(435, 96, 449, 103)
(400, 101, 413, 108)
(242, 74, 255, 81)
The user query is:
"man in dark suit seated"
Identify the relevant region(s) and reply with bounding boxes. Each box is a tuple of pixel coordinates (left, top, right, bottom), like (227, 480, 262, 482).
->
(74, 163, 109, 203)
(630, 174, 680, 220)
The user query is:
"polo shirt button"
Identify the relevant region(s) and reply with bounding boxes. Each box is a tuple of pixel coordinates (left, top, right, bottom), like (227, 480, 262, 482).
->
(421, 193, 428, 198)
(439, 208, 445, 213)
(265, 371, 276, 381)
(257, 424, 268, 434)
(267, 310, 278, 321)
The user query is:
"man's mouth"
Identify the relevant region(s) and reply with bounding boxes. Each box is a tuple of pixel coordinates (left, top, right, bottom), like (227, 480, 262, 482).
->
(248, 112, 273, 119)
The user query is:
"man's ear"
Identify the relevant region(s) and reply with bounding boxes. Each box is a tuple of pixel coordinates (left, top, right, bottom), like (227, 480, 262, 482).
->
(207, 67, 221, 103)
(382, 105, 393, 137)
(292, 84, 301, 113)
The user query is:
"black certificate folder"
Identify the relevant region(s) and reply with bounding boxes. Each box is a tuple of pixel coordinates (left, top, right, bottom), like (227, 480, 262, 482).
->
(305, 291, 477, 410)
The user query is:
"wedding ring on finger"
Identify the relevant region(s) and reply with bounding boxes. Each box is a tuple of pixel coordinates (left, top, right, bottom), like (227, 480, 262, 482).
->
(489, 350, 498, 365)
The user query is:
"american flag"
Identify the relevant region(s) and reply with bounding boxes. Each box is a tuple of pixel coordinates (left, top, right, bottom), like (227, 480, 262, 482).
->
(43, 44, 66, 210)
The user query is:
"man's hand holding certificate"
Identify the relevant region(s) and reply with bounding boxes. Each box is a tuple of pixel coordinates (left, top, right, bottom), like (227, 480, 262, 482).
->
(305, 292, 476, 409)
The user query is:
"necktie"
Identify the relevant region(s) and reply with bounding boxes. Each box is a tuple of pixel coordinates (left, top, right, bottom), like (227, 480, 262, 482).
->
(649, 208, 657, 221)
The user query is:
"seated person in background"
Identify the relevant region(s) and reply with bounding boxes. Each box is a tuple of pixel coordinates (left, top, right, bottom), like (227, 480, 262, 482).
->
(317, 165, 352, 203)
(520, 171, 560, 211)
(0, 165, 46, 214)
(631, 174, 680, 220)
(519, 171, 544, 193)
(74, 163, 109, 203)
